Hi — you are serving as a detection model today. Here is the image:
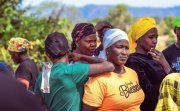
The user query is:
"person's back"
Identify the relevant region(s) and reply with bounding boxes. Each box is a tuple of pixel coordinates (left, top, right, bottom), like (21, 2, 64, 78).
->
(35, 62, 90, 111)
(155, 73, 180, 111)
(16, 58, 39, 91)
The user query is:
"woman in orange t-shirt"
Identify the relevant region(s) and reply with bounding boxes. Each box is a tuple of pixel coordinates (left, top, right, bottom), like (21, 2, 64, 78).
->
(82, 29, 144, 111)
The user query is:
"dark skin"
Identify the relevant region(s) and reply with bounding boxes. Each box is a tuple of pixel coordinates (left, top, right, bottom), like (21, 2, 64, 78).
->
(74, 34, 97, 56)
(9, 51, 31, 89)
(174, 27, 180, 48)
(36, 49, 115, 108)
(82, 40, 129, 111)
(95, 27, 112, 56)
(136, 28, 171, 74)
(97, 27, 110, 42)
(9, 51, 29, 64)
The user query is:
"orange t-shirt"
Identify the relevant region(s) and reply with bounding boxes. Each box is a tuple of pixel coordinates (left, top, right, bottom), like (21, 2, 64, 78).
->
(83, 66, 144, 111)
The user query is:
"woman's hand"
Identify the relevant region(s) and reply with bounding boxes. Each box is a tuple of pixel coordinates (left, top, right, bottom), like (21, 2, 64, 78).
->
(147, 48, 166, 65)
(68, 52, 81, 62)
(148, 48, 171, 74)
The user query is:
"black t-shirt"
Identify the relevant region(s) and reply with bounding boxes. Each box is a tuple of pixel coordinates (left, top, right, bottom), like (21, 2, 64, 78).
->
(15, 58, 39, 91)
(163, 43, 180, 72)
(0, 74, 44, 111)
(125, 53, 166, 111)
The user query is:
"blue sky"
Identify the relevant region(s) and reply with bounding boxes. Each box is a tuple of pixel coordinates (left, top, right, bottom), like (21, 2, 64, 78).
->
(22, 0, 180, 8)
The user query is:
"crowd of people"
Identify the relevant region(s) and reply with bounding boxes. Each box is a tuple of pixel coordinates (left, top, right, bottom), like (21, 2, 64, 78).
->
(0, 16, 180, 111)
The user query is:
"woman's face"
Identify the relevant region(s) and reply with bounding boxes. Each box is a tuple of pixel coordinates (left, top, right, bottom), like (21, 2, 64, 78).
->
(107, 40, 129, 66)
(138, 28, 158, 52)
(77, 34, 97, 56)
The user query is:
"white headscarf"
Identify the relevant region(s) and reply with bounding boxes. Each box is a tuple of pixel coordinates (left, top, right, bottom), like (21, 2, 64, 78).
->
(98, 29, 129, 60)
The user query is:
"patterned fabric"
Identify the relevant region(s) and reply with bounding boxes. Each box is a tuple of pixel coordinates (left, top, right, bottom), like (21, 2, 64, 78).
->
(128, 17, 156, 53)
(174, 16, 180, 27)
(8, 37, 33, 52)
(155, 73, 180, 111)
(71, 23, 96, 42)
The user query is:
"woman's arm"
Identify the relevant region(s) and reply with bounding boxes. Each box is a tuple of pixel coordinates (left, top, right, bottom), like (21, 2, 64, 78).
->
(69, 52, 115, 76)
(69, 52, 106, 63)
(88, 61, 114, 76)
(82, 76, 105, 111)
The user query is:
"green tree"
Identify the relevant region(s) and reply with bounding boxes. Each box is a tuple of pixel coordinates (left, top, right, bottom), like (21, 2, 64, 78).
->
(0, 1, 73, 67)
(105, 4, 133, 32)
(164, 16, 175, 29)
(163, 16, 176, 46)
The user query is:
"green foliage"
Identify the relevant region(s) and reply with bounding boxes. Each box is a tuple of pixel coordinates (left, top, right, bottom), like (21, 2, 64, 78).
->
(164, 16, 175, 29)
(0, 1, 73, 67)
(105, 4, 133, 32)
(161, 16, 176, 46)
(0, 1, 178, 67)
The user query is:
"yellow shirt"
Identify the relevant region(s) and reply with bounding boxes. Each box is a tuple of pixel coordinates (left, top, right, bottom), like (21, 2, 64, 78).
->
(83, 66, 144, 111)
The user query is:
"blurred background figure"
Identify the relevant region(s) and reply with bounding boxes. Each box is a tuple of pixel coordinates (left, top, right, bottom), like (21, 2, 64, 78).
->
(125, 17, 171, 111)
(163, 16, 180, 72)
(0, 74, 44, 111)
(155, 73, 180, 111)
(0, 62, 14, 77)
(8, 37, 39, 91)
(94, 21, 113, 56)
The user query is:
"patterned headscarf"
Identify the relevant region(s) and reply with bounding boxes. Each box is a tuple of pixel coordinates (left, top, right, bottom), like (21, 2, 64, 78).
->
(8, 37, 33, 52)
(71, 23, 96, 51)
(174, 16, 180, 27)
(128, 17, 156, 53)
(71, 23, 96, 41)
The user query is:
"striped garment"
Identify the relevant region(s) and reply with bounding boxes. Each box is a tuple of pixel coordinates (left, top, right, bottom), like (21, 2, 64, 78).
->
(155, 73, 180, 111)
